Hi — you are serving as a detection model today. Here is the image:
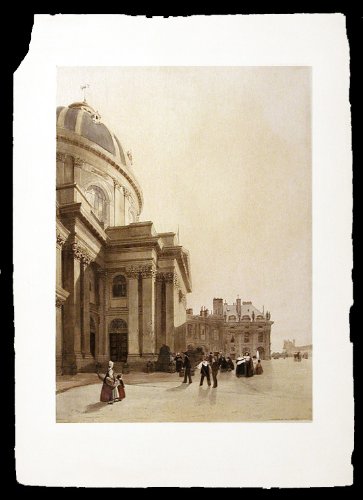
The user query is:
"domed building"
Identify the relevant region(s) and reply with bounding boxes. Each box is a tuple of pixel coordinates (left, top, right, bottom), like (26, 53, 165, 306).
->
(56, 100, 192, 374)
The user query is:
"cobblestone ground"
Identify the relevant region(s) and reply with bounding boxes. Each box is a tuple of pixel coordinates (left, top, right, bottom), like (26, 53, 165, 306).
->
(56, 358, 312, 423)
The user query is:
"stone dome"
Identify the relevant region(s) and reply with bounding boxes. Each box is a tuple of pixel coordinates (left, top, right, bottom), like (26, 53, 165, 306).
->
(56, 100, 143, 213)
(56, 101, 128, 166)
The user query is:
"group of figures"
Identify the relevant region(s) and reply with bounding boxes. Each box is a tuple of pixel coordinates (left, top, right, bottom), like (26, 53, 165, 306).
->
(173, 351, 263, 387)
(293, 351, 308, 361)
(236, 352, 263, 377)
(98, 361, 126, 405)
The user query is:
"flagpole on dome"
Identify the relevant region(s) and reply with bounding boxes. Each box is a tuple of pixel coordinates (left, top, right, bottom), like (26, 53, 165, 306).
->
(80, 83, 90, 103)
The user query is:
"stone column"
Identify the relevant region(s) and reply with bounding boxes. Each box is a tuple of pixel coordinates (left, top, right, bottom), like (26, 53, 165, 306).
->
(141, 265, 156, 357)
(56, 233, 64, 288)
(165, 272, 177, 352)
(56, 299, 63, 374)
(56, 232, 66, 374)
(72, 156, 84, 184)
(80, 254, 93, 369)
(62, 243, 82, 374)
(112, 180, 125, 226)
(126, 267, 139, 360)
(155, 274, 164, 352)
(96, 269, 107, 364)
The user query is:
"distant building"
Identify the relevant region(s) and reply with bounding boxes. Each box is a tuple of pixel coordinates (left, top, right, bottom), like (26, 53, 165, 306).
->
(177, 297, 273, 359)
(283, 339, 312, 356)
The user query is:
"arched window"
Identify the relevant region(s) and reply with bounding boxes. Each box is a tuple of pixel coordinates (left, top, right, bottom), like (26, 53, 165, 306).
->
(86, 185, 108, 224)
(112, 275, 127, 297)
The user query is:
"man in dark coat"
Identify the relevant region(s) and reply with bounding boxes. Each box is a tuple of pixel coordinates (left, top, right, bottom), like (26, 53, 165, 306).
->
(199, 359, 211, 387)
(174, 353, 183, 373)
(183, 352, 192, 383)
(211, 355, 219, 388)
(226, 356, 234, 371)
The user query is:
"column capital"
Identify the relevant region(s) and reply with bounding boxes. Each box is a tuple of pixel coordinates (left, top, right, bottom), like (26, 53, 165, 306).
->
(123, 186, 132, 199)
(56, 232, 66, 247)
(56, 297, 63, 308)
(56, 152, 66, 162)
(125, 264, 156, 280)
(71, 242, 93, 266)
(97, 268, 107, 279)
(73, 156, 85, 167)
(112, 177, 122, 189)
(164, 271, 179, 287)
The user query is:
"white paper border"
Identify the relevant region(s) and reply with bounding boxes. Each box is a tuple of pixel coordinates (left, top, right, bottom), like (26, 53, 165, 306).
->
(14, 14, 353, 487)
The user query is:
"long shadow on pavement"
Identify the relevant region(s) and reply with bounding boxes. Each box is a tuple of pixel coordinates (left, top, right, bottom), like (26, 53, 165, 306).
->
(165, 384, 191, 392)
(84, 402, 106, 413)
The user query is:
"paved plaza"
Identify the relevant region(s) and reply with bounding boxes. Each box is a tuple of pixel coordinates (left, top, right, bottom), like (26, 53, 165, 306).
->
(56, 358, 312, 423)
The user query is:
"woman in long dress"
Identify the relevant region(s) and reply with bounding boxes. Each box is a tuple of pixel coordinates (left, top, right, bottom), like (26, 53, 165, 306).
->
(244, 352, 254, 377)
(99, 361, 120, 404)
(116, 374, 126, 400)
(255, 360, 263, 375)
(235, 355, 246, 377)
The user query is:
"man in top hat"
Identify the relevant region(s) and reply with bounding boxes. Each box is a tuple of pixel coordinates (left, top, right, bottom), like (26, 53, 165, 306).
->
(211, 354, 220, 388)
(182, 352, 192, 384)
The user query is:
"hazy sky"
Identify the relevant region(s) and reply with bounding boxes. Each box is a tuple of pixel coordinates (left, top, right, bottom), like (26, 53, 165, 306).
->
(57, 66, 311, 351)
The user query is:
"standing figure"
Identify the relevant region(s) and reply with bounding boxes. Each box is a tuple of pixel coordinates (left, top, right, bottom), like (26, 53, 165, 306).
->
(226, 356, 235, 371)
(235, 355, 246, 377)
(255, 360, 263, 375)
(99, 361, 120, 404)
(183, 352, 193, 384)
(198, 358, 211, 387)
(211, 355, 219, 388)
(245, 352, 254, 377)
(116, 373, 126, 399)
(175, 353, 183, 373)
(252, 355, 258, 373)
(220, 356, 228, 372)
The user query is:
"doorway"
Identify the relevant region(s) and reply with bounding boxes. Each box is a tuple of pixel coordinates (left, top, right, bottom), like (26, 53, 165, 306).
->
(90, 317, 96, 358)
(109, 319, 128, 362)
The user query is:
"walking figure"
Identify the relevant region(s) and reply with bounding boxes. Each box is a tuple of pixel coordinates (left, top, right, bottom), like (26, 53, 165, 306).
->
(198, 358, 211, 387)
(182, 352, 192, 384)
(211, 355, 219, 388)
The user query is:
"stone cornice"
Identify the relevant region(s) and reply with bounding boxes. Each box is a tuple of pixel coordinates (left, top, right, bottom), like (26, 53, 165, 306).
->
(159, 246, 192, 293)
(58, 202, 109, 245)
(57, 133, 143, 212)
(106, 236, 162, 252)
